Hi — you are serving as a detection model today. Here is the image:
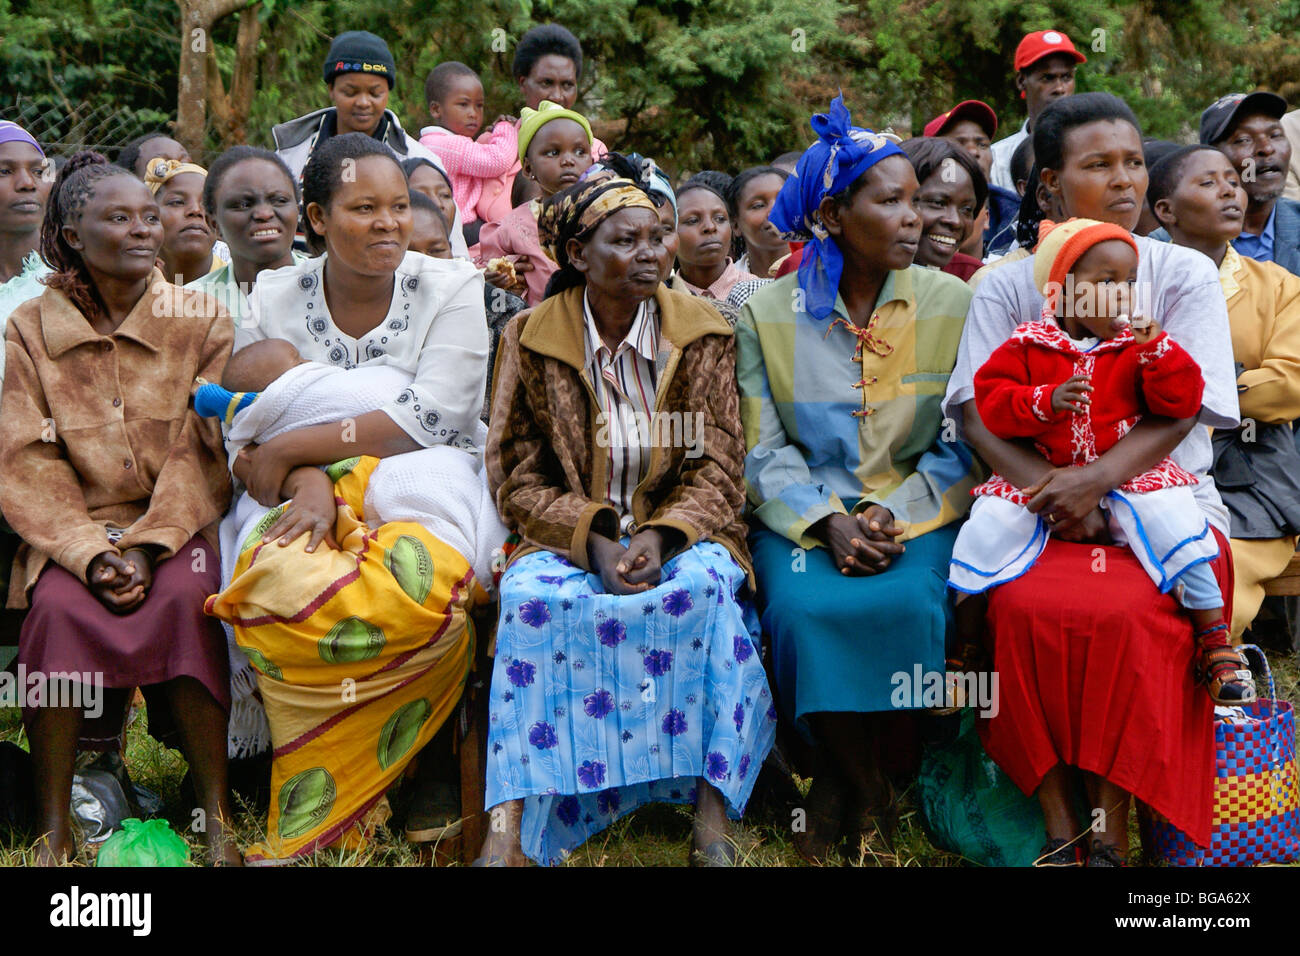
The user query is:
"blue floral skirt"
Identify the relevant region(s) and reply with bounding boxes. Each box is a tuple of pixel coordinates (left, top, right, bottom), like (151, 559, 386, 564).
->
(485, 540, 778, 865)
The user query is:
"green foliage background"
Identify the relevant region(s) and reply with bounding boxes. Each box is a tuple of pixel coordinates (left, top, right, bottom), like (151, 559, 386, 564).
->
(3, 0, 1300, 175)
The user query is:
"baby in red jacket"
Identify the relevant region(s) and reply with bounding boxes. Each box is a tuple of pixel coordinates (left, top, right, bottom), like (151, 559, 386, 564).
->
(949, 219, 1254, 704)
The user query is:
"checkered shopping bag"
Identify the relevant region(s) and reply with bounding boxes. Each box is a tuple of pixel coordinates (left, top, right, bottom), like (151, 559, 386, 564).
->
(1141, 645, 1299, 866)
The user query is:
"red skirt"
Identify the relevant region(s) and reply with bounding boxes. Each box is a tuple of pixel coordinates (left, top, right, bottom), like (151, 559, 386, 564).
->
(979, 527, 1231, 847)
(19, 536, 229, 750)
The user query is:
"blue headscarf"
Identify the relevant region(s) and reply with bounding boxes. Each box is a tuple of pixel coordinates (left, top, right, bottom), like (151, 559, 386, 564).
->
(769, 94, 904, 320)
(584, 151, 677, 223)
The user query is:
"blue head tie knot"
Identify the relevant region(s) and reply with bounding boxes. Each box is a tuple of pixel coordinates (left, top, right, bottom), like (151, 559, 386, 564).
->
(769, 94, 905, 321)
(195, 382, 257, 424)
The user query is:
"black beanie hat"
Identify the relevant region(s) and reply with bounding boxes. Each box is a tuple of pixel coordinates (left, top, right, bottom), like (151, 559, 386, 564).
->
(323, 31, 396, 88)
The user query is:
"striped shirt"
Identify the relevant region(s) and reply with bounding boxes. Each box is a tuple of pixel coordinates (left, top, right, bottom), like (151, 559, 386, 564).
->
(583, 291, 661, 532)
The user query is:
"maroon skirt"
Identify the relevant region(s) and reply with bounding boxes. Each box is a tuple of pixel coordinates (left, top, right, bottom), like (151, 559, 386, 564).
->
(19, 535, 229, 749)
(978, 527, 1232, 848)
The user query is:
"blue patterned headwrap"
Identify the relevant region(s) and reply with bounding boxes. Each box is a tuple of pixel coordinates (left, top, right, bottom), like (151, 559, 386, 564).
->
(769, 94, 905, 320)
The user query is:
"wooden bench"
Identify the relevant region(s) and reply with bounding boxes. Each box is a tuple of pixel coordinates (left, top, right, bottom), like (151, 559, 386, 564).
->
(1262, 552, 1300, 597)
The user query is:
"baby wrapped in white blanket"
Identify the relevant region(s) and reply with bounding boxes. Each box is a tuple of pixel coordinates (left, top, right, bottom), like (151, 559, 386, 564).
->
(205, 339, 508, 757)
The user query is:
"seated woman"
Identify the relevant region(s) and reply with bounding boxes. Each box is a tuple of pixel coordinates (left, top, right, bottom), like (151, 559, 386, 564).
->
(664, 179, 755, 314)
(145, 157, 221, 286)
(723, 166, 791, 308)
(727, 166, 791, 280)
(402, 157, 461, 249)
(1148, 145, 1300, 639)
(899, 137, 987, 281)
(737, 96, 981, 861)
(0, 153, 237, 865)
(478, 171, 777, 867)
(271, 29, 468, 257)
(943, 93, 1241, 866)
(206, 132, 491, 862)
(188, 147, 305, 326)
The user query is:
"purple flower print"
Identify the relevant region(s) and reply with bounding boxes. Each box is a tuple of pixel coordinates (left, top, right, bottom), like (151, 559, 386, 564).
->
(706, 752, 729, 782)
(767, 705, 779, 722)
(621, 731, 633, 743)
(596, 617, 627, 647)
(537, 575, 566, 585)
(556, 795, 581, 827)
(518, 597, 551, 628)
(528, 721, 558, 749)
(733, 634, 754, 663)
(662, 709, 688, 736)
(596, 789, 621, 815)
(733, 703, 745, 734)
(583, 689, 614, 719)
(662, 588, 694, 617)
(561, 599, 574, 611)
(577, 760, 607, 788)
(738, 754, 752, 780)
(642, 603, 656, 616)
(643, 650, 673, 676)
(506, 658, 536, 687)
(691, 638, 703, 651)
(553, 651, 567, 664)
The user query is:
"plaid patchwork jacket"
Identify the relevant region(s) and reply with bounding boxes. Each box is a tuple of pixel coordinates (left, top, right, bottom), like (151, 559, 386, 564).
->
(736, 268, 983, 548)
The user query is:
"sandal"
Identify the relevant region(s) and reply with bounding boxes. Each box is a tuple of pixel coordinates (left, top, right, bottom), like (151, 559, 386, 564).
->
(1086, 839, 1126, 867)
(1033, 837, 1085, 867)
(1195, 629, 1257, 705)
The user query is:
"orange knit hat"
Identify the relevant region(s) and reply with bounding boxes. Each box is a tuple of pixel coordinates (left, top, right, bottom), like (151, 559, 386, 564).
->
(1033, 218, 1138, 309)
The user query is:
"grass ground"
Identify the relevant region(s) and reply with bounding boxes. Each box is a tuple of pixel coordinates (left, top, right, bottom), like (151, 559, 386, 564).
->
(1, 647, 1296, 867)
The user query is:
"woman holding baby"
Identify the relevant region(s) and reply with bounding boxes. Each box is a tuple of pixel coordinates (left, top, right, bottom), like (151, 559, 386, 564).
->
(204, 131, 494, 862)
(944, 93, 1242, 866)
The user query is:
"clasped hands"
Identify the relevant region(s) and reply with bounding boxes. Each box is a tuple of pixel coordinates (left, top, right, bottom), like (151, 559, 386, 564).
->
(87, 547, 155, 614)
(587, 526, 683, 595)
(811, 504, 905, 576)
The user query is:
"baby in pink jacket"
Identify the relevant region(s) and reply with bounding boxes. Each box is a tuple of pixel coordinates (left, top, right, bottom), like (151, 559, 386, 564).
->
(420, 62, 519, 228)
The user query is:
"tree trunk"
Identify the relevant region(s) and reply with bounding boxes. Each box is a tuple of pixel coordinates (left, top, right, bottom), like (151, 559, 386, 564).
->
(228, 3, 263, 143)
(174, 0, 253, 157)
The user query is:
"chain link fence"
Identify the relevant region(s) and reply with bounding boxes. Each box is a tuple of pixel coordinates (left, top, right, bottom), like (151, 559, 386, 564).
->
(1, 97, 216, 163)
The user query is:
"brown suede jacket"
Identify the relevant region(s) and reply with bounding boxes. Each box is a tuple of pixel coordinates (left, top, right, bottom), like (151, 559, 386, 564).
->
(0, 273, 232, 607)
(485, 283, 753, 585)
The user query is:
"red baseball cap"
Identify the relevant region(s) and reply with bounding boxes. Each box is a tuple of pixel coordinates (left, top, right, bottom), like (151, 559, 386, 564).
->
(1014, 30, 1087, 72)
(924, 100, 998, 139)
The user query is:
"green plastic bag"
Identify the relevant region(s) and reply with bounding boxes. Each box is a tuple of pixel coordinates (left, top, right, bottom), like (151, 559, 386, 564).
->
(916, 709, 1046, 866)
(96, 818, 191, 867)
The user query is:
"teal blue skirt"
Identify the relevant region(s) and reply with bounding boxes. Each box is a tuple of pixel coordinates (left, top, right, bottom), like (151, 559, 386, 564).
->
(750, 522, 959, 730)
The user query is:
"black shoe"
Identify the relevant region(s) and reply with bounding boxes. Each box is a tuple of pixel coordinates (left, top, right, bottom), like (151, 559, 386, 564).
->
(1034, 837, 1084, 867)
